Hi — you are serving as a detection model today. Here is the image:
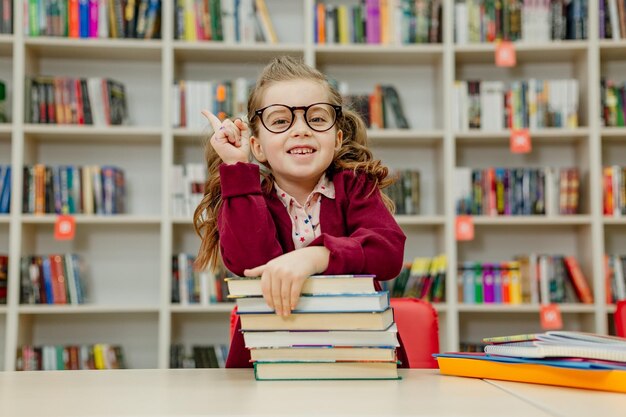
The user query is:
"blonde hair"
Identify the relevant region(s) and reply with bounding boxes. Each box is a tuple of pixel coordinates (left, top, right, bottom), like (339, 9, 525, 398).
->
(193, 56, 395, 270)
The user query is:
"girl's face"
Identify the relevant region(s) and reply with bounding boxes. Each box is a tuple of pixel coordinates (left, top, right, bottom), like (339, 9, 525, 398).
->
(250, 79, 342, 194)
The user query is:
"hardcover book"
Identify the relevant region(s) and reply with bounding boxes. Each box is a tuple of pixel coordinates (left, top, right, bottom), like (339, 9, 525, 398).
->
(235, 291, 390, 313)
(249, 346, 397, 363)
(226, 274, 377, 297)
(253, 360, 400, 381)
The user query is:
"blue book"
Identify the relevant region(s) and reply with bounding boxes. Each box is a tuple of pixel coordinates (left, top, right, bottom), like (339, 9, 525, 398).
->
(235, 291, 390, 314)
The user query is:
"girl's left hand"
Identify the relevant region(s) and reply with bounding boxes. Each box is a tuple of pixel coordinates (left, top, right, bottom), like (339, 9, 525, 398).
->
(243, 246, 330, 316)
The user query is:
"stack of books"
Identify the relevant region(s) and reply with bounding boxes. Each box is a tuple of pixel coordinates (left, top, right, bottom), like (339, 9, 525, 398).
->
(435, 331, 626, 393)
(226, 274, 400, 381)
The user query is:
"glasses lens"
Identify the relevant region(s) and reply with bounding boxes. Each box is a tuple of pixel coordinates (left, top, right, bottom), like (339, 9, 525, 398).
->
(306, 104, 337, 132)
(262, 105, 293, 133)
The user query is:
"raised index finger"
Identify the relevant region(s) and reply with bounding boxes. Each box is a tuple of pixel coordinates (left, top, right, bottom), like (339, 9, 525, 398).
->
(201, 110, 223, 132)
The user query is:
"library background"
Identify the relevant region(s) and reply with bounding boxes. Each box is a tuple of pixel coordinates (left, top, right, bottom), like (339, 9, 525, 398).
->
(0, 0, 625, 371)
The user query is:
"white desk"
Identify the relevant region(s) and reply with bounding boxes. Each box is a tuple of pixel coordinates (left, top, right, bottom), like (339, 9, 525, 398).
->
(0, 369, 620, 417)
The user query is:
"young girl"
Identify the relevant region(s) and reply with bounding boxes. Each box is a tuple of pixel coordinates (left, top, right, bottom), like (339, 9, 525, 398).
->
(194, 56, 407, 368)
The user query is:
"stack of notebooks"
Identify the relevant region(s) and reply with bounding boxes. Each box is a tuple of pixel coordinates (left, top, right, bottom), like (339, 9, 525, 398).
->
(226, 274, 401, 380)
(435, 331, 626, 393)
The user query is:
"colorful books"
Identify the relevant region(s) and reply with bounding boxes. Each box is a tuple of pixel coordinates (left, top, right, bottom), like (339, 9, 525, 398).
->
(226, 274, 377, 297)
(238, 308, 394, 331)
(235, 292, 390, 313)
(253, 361, 400, 381)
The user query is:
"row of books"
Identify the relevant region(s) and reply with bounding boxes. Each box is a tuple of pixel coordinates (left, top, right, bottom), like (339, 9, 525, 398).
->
(453, 79, 579, 131)
(228, 275, 400, 380)
(170, 344, 229, 369)
(0, 255, 6, 304)
(343, 84, 409, 130)
(23, 165, 126, 215)
(24, 0, 162, 39)
(175, 0, 278, 43)
(455, 0, 588, 44)
(601, 0, 626, 40)
(382, 169, 420, 215)
(16, 343, 126, 371)
(459, 255, 593, 305)
(314, 0, 442, 45)
(171, 163, 205, 218)
(0, 0, 10, 34)
(383, 255, 447, 302)
(0, 165, 10, 214)
(455, 167, 581, 216)
(604, 165, 626, 216)
(172, 78, 250, 129)
(606, 254, 626, 302)
(20, 254, 86, 305)
(436, 331, 626, 394)
(171, 253, 233, 305)
(25, 76, 128, 125)
(601, 78, 626, 127)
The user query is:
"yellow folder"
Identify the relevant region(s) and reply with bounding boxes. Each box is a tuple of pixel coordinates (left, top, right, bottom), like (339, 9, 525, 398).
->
(437, 357, 626, 394)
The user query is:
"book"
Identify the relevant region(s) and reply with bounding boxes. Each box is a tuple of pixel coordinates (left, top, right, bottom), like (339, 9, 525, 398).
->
(436, 354, 626, 394)
(483, 331, 626, 362)
(249, 346, 397, 363)
(253, 361, 400, 381)
(243, 323, 399, 348)
(235, 292, 390, 313)
(226, 274, 377, 297)
(239, 308, 394, 331)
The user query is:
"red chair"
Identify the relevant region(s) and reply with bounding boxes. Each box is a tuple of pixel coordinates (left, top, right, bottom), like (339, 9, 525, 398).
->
(616, 300, 626, 338)
(228, 297, 440, 369)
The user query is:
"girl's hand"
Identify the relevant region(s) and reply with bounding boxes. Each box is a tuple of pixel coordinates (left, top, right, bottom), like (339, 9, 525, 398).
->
(243, 247, 330, 316)
(202, 110, 251, 165)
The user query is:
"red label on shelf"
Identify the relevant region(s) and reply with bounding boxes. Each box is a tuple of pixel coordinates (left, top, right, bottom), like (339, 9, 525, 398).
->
(495, 41, 516, 67)
(540, 304, 563, 330)
(510, 129, 532, 153)
(54, 215, 76, 241)
(455, 216, 474, 241)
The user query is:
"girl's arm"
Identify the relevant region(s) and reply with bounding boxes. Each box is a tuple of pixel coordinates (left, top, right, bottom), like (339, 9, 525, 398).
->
(218, 162, 284, 276)
(310, 171, 406, 281)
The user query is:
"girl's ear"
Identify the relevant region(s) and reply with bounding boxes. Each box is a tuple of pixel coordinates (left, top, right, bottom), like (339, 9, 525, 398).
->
(335, 130, 344, 150)
(250, 136, 267, 163)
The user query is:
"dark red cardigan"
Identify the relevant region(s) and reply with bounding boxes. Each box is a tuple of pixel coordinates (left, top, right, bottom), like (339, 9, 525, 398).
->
(218, 163, 408, 368)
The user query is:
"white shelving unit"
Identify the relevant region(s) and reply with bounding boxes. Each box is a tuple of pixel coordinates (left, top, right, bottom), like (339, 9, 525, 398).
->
(0, 0, 623, 371)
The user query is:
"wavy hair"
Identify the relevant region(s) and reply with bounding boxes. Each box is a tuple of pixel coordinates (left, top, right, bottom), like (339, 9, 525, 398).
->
(194, 56, 395, 270)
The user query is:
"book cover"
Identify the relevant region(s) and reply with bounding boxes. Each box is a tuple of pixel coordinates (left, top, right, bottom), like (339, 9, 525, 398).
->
(253, 360, 400, 381)
(249, 346, 397, 363)
(226, 274, 377, 297)
(235, 291, 390, 313)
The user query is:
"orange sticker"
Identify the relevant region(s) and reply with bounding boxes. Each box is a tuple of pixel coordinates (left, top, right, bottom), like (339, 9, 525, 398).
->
(510, 129, 531, 153)
(495, 41, 516, 67)
(54, 215, 76, 241)
(456, 216, 474, 241)
(540, 304, 563, 330)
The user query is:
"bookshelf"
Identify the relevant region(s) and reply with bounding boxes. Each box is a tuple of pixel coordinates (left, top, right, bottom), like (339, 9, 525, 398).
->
(0, 0, 623, 371)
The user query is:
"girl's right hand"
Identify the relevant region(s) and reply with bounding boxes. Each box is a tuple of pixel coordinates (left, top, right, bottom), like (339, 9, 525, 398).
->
(202, 110, 251, 165)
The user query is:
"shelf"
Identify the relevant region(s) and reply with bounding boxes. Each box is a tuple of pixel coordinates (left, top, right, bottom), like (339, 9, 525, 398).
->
(23, 125, 163, 142)
(0, 215, 9, 224)
(601, 127, 626, 141)
(17, 305, 160, 314)
(0, 34, 13, 56)
(170, 303, 235, 313)
(0, 123, 11, 140)
(468, 215, 592, 226)
(0, 306, 6, 314)
(603, 217, 626, 225)
(607, 304, 618, 314)
(455, 128, 589, 145)
(396, 215, 445, 226)
(368, 129, 443, 146)
(20, 215, 162, 225)
(454, 40, 588, 65)
(315, 44, 444, 66)
(24, 37, 162, 61)
(172, 41, 305, 63)
(458, 303, 596, 313)
(599, 39, 626, 61)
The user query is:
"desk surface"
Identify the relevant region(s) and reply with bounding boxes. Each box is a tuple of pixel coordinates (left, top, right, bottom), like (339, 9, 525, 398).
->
(0, 369, 622, 417)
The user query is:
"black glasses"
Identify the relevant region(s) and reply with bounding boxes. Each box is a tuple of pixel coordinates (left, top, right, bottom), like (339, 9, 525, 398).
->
(253, 102, 342, 134)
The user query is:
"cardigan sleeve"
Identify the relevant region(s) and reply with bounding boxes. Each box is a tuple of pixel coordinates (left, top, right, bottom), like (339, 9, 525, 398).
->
(310, 171, 406, 281)
(218, 162, 284, 276)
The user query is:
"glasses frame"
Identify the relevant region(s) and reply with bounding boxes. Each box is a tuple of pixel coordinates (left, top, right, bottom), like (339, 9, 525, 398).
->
(253, 102, 343, 134)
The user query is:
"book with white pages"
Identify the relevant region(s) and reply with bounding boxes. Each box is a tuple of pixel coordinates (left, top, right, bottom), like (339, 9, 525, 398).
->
(243, 323, 399, 348)
(235, 291, 389, 313)
(226, 274, 377, 297)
